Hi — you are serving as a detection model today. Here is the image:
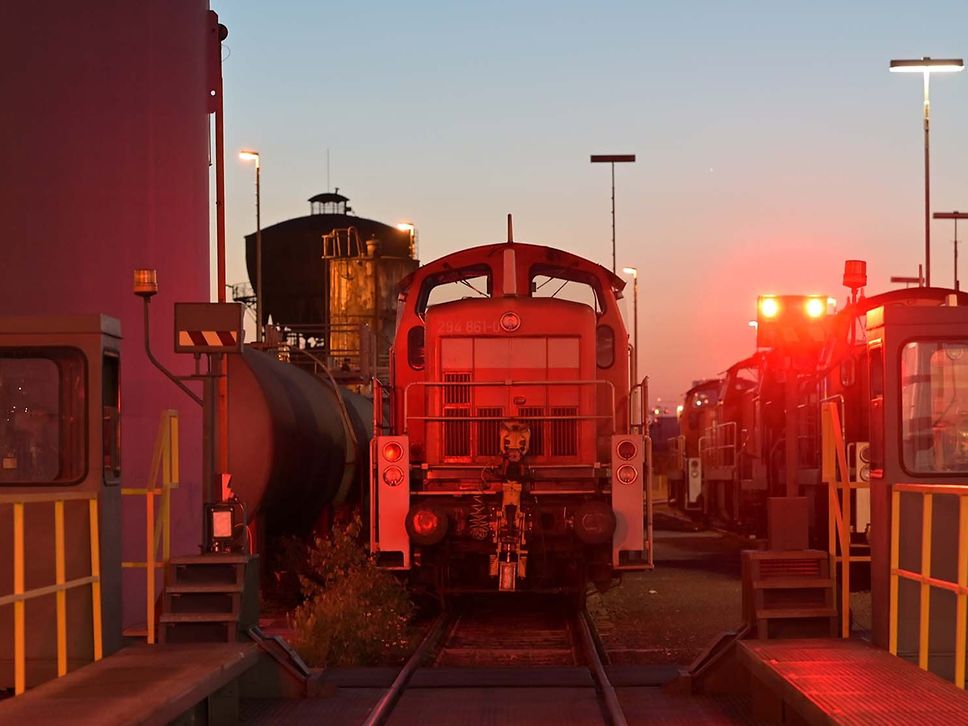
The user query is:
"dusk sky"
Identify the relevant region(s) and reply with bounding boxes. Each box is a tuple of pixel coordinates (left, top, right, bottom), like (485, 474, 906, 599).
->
(212, 0, 968, 406)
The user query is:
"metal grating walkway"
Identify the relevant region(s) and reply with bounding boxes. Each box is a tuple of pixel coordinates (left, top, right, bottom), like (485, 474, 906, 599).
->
(739, 638, 968, 725)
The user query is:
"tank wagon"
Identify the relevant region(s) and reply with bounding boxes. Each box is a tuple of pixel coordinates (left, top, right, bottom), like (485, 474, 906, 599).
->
(369, 237, 649, 597)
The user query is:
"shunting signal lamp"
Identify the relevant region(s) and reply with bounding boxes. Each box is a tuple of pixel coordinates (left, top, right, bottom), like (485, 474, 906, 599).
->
(383, 442, 403, 462)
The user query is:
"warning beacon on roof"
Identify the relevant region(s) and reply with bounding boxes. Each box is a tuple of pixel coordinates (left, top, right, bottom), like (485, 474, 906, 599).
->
(173, 302, 244, 354)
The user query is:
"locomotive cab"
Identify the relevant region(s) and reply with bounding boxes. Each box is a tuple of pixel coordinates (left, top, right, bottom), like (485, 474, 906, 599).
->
(372, 242, 648, 596)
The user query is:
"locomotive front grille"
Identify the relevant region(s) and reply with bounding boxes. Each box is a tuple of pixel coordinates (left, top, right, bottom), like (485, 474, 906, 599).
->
(518, 406, 545, 456)
(551, 406, 578, 456)
(477, 406, 503, 456)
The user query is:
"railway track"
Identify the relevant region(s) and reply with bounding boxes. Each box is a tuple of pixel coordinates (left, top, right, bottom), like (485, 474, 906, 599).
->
(362, 594, 627, 726)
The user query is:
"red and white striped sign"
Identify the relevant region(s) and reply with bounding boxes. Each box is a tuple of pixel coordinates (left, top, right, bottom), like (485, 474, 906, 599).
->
(178, 330, 239, 348)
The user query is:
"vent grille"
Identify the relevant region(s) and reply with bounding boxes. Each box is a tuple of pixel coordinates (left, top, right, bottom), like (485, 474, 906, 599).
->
(518, 406, 545, 457)
(443, 372, 471, 405)
(759, 559, 822, 579)
(551, 406, 578, 456)
(444, 409, 470, 457)
(477, 407, 503, 457)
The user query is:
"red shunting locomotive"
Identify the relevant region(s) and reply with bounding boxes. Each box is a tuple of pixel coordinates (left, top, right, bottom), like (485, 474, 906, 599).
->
(370, 236, 650, 596)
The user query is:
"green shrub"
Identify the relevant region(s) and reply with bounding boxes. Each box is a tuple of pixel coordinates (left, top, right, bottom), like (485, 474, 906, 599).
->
(290, 515, 414, 666)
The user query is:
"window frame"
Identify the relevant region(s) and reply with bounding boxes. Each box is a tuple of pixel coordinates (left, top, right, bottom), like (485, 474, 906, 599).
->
(0, 346, 89, 486)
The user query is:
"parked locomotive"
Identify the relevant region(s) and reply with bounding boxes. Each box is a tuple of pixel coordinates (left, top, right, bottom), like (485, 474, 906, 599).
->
(670, 260, 968, 553)
(369, 232, 649, 597)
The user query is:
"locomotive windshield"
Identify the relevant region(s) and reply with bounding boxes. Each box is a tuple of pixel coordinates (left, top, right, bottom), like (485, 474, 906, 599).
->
(901, 340, 968, 474)
(417, 265, 492, 315)
(530, 265, 606, 314)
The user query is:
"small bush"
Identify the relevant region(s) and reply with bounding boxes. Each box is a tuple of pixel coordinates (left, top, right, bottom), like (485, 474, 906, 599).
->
(290, 515, 414, 667)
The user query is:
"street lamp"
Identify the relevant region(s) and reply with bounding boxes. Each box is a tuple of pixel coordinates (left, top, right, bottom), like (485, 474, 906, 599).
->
(889, 57, 964, 287)
(933, 211, 968, 291)
(239, 150, 263, 342)
(396, 222, 417, 259)
(622, 266, 639, 427)
(591, 154, 636, 273)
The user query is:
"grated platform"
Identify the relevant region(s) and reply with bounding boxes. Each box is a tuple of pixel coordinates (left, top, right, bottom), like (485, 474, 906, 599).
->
(739, 638, 968, 725)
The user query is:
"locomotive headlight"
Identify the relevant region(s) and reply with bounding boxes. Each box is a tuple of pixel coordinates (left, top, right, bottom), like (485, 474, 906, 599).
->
(616, 465, 638, 485)
(617, 440, 637, 461)
(500, 311, 521, 332)
(759, 296, 780, 319)
(383, 442, 403, 462)
(383, 465, 404, 487)
(805, 297, 825, 319)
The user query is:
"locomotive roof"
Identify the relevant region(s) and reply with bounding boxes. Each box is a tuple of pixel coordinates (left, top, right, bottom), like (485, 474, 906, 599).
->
(397, 241, 626, 295)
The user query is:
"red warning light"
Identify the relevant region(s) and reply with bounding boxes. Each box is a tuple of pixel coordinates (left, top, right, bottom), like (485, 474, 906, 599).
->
(500, 311, 521, 332)
(383, 442, 403, 462)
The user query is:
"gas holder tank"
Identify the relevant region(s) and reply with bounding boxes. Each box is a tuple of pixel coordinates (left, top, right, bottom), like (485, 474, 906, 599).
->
(226, 347, 373, 540)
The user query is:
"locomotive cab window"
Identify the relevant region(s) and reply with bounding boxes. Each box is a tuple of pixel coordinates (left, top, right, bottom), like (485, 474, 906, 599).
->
(901, 340, 968, 474)
(418, 265, 492, 314)
(0, 347, 86, 485)
(529, 266, 605, 314)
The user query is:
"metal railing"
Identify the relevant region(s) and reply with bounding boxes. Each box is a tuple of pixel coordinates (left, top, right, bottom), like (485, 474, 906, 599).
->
(820, 400, 870, 639)
(121, 409, 179, 645)
(701, 421, 737, 469)
(890, 482, 968, 688)
(0, 491, 102, 695)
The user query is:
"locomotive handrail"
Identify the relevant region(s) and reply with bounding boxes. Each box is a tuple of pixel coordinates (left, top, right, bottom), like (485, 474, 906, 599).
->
(890, 482, 968, 688)
(701, 421, 737, 469)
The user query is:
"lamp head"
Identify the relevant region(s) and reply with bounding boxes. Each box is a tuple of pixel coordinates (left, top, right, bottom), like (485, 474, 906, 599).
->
(890, 57, 964, 73)
(239, 149, 260, 167)
(133, 268, 158, 298)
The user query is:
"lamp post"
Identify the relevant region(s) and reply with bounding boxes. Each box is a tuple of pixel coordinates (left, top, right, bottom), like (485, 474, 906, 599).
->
(239, 150, 262, 341)
(889, 57, 964, 287)
(622, 266, 639, 432)
(621, 266, 639, 386)
(591, 154, 636, 273)
(933, 211, 968, 291)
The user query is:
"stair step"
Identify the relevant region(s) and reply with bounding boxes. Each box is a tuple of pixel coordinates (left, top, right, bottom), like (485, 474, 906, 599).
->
(756, 607, 838, 620)
(159, 612, 238, 624)
(166, 583, 244, 594)
(169, 554, 249, 565)
(753, 577, 835, 590)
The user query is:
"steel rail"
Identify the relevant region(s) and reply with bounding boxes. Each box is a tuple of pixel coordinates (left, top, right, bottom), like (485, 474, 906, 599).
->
(362, 611, 452, 726)
(577, 608, 628, 726)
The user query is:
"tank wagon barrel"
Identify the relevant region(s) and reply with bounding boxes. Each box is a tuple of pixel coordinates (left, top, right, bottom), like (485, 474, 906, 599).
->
(226, 347, 372, 541)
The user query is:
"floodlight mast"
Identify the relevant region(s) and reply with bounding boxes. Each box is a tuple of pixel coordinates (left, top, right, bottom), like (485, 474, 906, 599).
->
(889, 57, 964, 287)
(590, 154, 636, 273)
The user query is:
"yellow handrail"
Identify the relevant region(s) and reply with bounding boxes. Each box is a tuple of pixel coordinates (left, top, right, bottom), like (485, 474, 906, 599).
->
(889, 482, 968, 688)
(121, 409, 178, 645)
(821, 401, 871, 639)
(0, 491, 102, 695)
